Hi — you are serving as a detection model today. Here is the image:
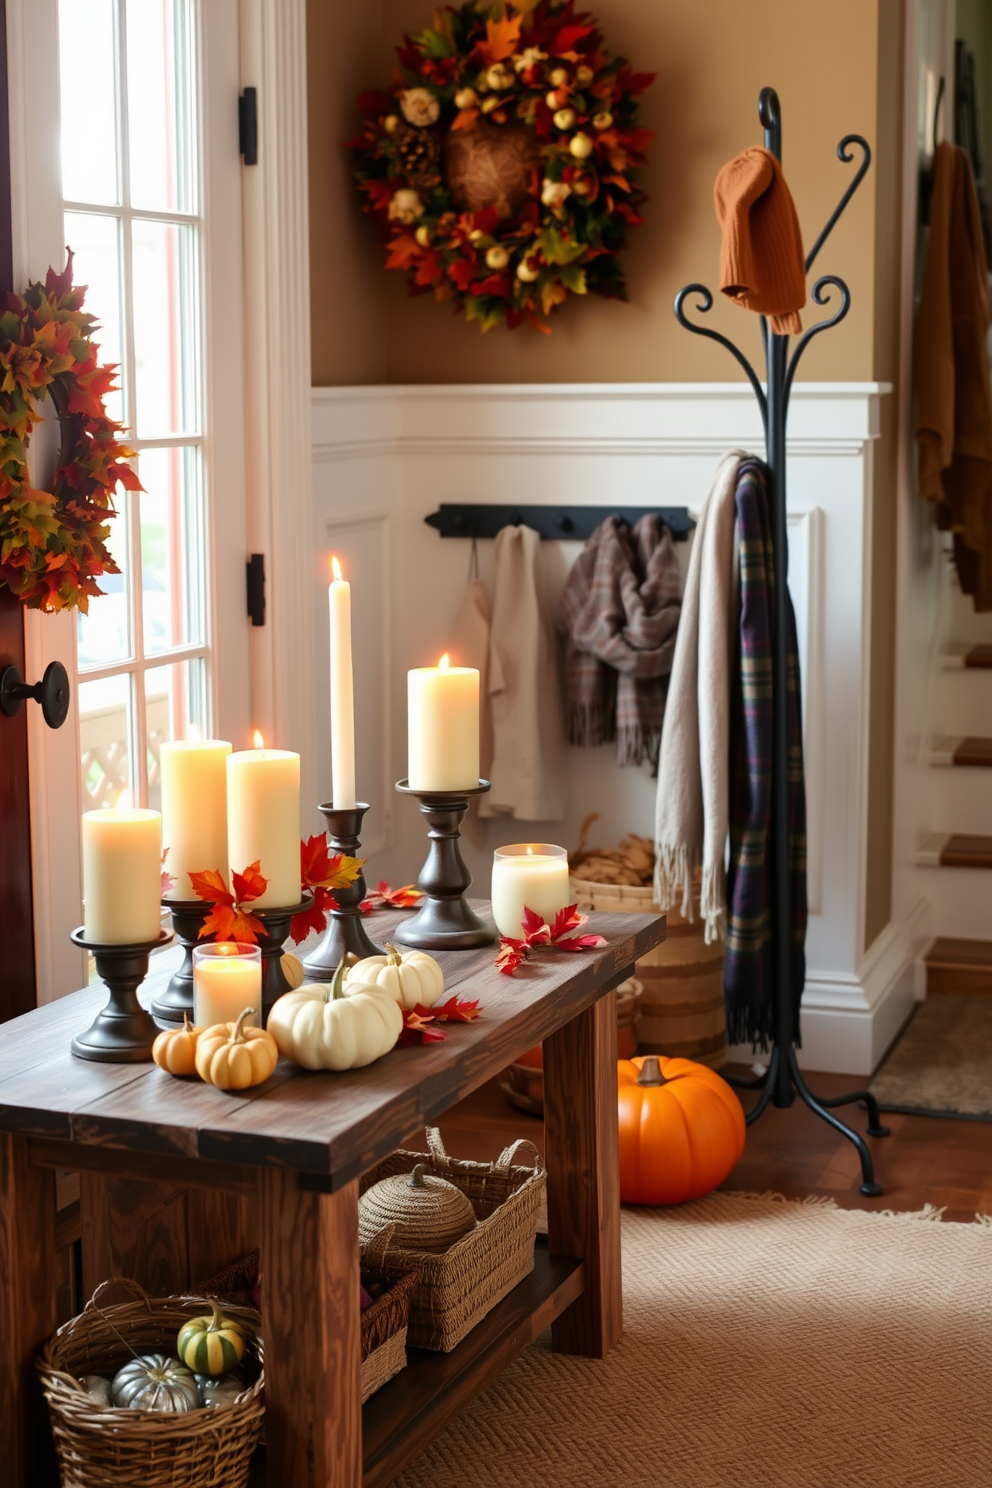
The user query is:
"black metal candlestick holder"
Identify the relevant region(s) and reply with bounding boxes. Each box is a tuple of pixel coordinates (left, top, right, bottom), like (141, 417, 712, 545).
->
(392, 779, 497, 950)
(302, 803, 384, 981)
(254, 893, 314, 1020)
(150, 898, 213, 1025)
(70, 927, 174, 1061)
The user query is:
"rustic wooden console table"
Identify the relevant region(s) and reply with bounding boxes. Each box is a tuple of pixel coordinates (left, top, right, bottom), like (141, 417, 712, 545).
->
(0, 903, 664, 1487)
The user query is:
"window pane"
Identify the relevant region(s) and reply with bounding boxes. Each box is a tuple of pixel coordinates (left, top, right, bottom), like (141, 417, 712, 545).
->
(77, 498, 132, 668)
(138, 446, 204, 654)
(63, 211, 126, 427)
(132, 218, 200, 437)
(59, 0, 119, 205)
(126, 0, 197, 214)
(145, 658, 208, 812)
(79, 673, 133, 811)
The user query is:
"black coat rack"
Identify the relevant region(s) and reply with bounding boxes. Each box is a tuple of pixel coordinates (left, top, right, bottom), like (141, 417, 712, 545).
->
(675, 88, 890, 1195)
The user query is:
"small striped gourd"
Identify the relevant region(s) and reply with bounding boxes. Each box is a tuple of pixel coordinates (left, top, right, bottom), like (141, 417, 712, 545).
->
(177, 1299, 246, 1377)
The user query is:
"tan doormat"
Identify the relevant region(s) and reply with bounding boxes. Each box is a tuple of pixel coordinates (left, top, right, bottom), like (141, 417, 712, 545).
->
(395, 1193, 992, 1488)
(869, 994, 992, 1121)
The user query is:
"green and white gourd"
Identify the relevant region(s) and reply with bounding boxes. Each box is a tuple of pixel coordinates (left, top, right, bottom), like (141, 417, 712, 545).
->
(111, 1355, 200, 1412)
(177, 1299, 247, 1376)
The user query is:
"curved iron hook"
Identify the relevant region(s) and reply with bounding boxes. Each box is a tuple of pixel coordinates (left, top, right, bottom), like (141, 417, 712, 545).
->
(805, 135, 872, 273)
(674, 284, 768, 431)
(758, 86, 782, 160)
(784, 274, 852, 409)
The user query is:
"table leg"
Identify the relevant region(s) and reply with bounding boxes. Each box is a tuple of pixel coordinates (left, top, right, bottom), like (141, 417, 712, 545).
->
(0, 1132, 59, 1487)
(543, 989, 622, 1358)
(259, 1172, 362, 1487)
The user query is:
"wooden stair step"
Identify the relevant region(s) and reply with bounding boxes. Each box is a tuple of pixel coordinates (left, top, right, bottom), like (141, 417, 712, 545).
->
(930, 735, 992, 767)
(924, 937, 992, 996)
(915, 832, 992, 867)
(941, 643, 992, 669)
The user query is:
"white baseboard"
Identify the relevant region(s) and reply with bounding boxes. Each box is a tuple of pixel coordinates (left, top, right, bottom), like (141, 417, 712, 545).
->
(727, 899, 928, 1076)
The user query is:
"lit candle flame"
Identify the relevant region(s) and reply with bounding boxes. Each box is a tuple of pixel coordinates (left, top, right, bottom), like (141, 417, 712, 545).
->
(331, 555, 343, 583)
(253, 729, 265, 749)
(117, 789, 133, 812)
(526, 845, 535, 855)
(439, 652, 450, 671)
(187, 721, 202, 744)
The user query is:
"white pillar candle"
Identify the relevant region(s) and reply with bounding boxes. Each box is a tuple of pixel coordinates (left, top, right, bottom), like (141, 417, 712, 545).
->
(82, 806, 163, 944)
(328, 556, 357, 809)
(407, 654, 480, 792)
(193, 945, 261, 1029)
(160, 738, 232, 898)
(227, 735, 301, 907)
(491, 844, 570, 938)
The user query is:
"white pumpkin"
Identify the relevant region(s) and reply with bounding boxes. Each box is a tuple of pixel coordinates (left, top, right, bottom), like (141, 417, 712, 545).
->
(348, 943, 444, 1010)
(267, 961, 403, 1071)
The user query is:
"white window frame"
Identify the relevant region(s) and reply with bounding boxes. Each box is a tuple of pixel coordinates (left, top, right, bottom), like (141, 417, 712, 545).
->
(5, 0, 316, 1002)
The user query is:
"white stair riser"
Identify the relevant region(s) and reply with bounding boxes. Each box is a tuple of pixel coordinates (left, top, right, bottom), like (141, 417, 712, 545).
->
(911, 866, 992, 939)
(933, 671, 992, 737)
(922, 769, 992, 832)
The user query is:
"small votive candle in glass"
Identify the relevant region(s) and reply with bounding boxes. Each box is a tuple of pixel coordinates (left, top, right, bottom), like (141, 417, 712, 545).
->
(491, 844, 570, 939)
(193, 943, 262, 1030)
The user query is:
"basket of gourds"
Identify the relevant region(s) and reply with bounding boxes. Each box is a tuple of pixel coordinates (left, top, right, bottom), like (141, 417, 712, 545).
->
(37, 1280, 263, 1488)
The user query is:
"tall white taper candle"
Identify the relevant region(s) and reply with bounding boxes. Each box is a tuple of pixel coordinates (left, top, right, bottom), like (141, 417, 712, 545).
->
(328, 556, 357, 809)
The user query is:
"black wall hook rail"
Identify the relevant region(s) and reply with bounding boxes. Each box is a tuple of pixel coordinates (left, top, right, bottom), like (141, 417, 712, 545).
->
(676, 87, 889, 1196)
(425, 504, 696, 542)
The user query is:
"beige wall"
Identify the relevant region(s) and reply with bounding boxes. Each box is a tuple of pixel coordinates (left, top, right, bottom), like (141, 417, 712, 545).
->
(307, 0, 907, 953)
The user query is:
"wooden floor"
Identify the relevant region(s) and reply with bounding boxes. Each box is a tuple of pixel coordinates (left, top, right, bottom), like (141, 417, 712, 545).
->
(430, 1067, 992, 1224)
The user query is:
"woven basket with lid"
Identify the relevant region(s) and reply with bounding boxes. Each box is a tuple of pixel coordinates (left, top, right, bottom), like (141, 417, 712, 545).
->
(359, 1161, 477, 1253)
(38, 1279, 264, 1488)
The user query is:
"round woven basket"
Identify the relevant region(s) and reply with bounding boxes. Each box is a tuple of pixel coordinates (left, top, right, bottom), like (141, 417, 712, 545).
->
(569, 874, 727, 1069)
(38, 1279, 264, 1488)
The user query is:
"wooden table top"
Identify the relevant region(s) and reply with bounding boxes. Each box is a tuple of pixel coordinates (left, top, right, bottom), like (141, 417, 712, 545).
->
(0, 904, 664, 1186)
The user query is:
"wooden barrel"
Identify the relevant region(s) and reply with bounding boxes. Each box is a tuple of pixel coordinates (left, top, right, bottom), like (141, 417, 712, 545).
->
(569, 874, 727, 1069)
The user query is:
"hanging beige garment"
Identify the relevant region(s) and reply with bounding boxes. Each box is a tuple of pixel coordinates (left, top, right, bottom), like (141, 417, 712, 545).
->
(450, 573, 493, 848)
(480, 524, 565, 822)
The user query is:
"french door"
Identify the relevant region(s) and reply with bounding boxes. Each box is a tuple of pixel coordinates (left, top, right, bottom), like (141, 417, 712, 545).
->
(8, 0, 252, 998)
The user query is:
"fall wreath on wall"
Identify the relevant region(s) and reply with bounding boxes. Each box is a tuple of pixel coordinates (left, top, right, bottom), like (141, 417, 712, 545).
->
(0, 254, 134, 613)
(347, 0, 654, 333)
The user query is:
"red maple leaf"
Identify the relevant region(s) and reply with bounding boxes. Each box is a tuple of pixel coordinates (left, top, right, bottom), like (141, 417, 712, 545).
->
(428, 996, 481, 1023)
(398, 1009, 449, 1046)
(290, 886, 337, 945)
(360, 880, 423, 913)
(232, 860, 267, 903)
(189, 868, 229, 904)
(496, 938, 529, 976)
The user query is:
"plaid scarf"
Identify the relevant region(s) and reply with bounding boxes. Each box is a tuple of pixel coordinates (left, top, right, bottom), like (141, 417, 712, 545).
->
(558, 514, 682, 769)
(724, 461, 807, 1049)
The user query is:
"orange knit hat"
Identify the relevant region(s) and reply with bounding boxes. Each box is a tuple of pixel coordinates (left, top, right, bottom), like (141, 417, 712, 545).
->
(714, 146, 806, 336)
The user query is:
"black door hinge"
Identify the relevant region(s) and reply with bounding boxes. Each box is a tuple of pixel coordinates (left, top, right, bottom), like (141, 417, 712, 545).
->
(239, 87, 258, 165)
(246, 553, 265, 626)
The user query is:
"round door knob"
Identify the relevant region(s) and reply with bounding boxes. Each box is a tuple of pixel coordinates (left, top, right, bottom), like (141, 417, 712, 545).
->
(0, 660, 71, 729)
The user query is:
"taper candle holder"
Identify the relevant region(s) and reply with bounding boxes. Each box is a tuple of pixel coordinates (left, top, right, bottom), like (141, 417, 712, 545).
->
(302, 803, 384, 981)
(70, 927, 174, 1062)
(253, 893, 314, 1020)
(392, 779, 497, 950)
(150, 898, 213, 1025)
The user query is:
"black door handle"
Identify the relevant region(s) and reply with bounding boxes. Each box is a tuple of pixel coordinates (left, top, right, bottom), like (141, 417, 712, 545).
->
(0, 661, 71, 730)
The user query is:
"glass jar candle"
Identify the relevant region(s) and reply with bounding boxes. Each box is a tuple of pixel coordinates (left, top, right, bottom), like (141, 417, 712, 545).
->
(491, 844, 570, 938)
(193, 943, 262, 1029)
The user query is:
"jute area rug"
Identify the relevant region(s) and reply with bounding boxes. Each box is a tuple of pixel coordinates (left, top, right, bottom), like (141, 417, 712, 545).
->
(395, 1193, 992, 1488)
(869, 994, 992, 1120)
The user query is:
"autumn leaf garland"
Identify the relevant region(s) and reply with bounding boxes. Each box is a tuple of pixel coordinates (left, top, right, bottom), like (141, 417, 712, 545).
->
(496, 903, 606, 975)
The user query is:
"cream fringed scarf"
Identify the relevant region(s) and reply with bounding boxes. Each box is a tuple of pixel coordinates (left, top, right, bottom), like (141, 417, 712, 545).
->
(654, 453, 743, 941)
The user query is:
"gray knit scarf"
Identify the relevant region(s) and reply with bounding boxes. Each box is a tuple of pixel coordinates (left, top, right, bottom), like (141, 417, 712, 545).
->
(559, 514, 683, 769)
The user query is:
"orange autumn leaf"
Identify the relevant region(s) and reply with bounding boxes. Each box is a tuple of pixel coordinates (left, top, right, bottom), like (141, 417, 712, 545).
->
(300, 834, 364, 891)
(450, 107, 480, 133)
(480, 13, 521, 63)
(189, 867, 230, 903)
(385, 236, 421, 271)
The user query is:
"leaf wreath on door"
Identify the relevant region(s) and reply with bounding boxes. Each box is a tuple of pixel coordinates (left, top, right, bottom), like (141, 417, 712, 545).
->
(347, 0, 654, 333)
(0, 252, 136, 612)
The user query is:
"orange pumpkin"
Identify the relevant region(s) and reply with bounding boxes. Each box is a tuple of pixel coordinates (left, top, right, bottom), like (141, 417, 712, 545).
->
(617, 1054, 745, 1205)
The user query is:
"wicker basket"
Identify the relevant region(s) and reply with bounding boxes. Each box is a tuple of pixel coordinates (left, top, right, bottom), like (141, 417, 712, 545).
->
(360, 1128, 546, 1352)
(198, 1250, 419, 1403)
(38, 1279, 264, 1488)
(569, 872, 728, 1068)
(500, 976, 644, 1116)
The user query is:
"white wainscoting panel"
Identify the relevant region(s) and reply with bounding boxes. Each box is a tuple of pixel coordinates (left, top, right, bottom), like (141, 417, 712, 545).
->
(311, 382, 907, 1073)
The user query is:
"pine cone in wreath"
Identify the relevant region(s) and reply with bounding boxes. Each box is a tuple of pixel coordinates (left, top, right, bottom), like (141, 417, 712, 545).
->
(396, 124, 441, 192)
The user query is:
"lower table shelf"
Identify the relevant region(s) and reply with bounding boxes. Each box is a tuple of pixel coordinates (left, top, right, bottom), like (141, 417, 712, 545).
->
(362, 1245, 585, 1487)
